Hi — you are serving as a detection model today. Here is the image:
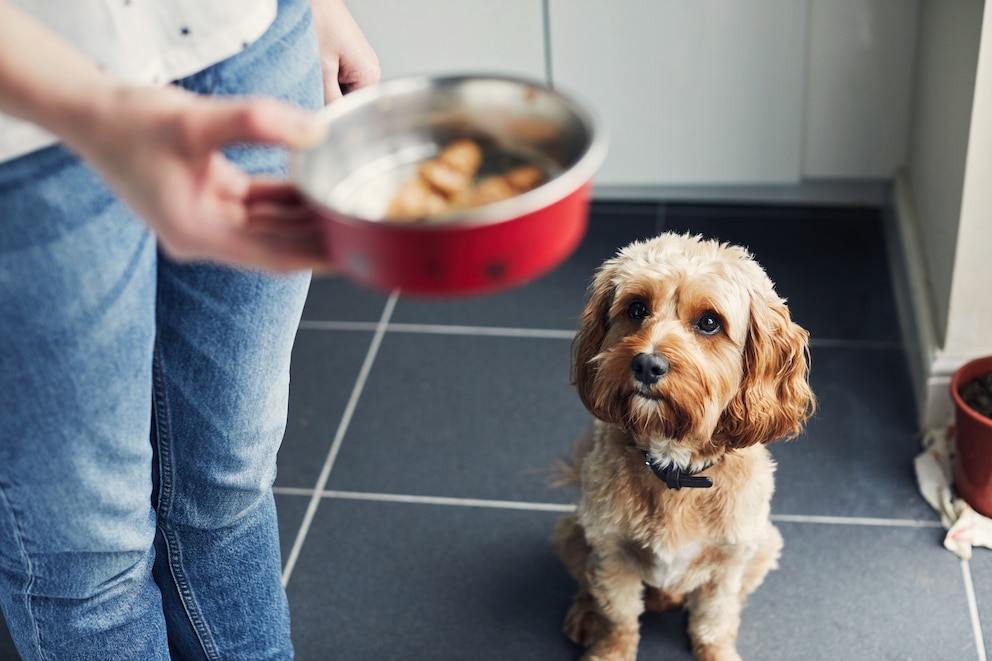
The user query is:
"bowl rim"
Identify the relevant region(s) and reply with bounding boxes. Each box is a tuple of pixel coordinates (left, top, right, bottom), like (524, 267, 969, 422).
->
(290, 73, 609, 230)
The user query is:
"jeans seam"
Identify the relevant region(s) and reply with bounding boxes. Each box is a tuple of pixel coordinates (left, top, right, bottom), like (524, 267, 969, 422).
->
(152, 340, 221, 661)
(0, 481, 47, 661)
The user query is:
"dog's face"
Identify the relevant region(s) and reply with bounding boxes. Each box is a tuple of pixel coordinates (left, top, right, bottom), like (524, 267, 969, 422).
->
(572, 233, 814, 453)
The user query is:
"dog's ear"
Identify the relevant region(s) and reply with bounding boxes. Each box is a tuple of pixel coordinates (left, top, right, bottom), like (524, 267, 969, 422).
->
(571, 266, 616, 411)
(717, 290, 815, 449)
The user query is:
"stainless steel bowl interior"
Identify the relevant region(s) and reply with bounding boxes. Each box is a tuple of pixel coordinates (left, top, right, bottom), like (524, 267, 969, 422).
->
(292, 75, 605, 224)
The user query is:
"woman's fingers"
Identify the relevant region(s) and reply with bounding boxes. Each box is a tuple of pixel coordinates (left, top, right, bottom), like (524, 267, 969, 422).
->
(186, 96, 323, 151)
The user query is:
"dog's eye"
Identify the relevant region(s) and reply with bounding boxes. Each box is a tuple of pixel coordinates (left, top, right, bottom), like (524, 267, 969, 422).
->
(695, 312, 722, 335)
(627, 300, 650, 321)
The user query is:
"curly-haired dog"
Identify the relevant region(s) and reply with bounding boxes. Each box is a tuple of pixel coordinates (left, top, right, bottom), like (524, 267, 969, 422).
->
(553, 233, 815, 661)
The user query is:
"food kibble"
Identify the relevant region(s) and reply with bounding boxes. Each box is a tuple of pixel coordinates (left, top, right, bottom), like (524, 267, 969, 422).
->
(383, 139, 544, 222)
(960, 371, 992, 420)
(468, 164, 544, 208)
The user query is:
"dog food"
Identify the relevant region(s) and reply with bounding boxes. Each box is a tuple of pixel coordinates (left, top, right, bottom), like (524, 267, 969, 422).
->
(383, 139, 545, 222)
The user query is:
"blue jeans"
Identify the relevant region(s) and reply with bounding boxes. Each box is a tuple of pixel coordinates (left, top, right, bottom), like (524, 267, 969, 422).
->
(0, 1, 322, 658)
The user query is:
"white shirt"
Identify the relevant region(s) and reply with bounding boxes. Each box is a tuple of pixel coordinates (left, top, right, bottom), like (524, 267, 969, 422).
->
(0, 0, 278, 163)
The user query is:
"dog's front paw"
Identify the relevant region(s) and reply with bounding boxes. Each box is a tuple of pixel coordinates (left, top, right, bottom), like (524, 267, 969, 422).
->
(693, 642, 743, 661)
(563, 592, 605, 646)
(582, 628, 639, 661)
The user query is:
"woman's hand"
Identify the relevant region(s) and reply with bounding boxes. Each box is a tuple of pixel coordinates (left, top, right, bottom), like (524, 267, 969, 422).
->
(0, 1, 337, 273)
(310, 0, 381, 103)
(68, 84, 331, 273)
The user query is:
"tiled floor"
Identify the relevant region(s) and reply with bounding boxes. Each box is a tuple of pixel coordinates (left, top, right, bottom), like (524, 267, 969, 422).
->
(2, 202, 989, 660)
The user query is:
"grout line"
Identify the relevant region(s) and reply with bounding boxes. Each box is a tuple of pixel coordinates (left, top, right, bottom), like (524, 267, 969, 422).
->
(299, 319, 902, 350)
(388, 323, 575, 339)
(274, 486, 572, 512)
(656, 201, 668, 234)
(298, 320, 379, 332)
(541, 0, 553, 87)
(962, 559, 988, 661)
(280, 290, 400, 587)
(273, 487, 941, 529)
(299, 319, 575, 339)
(769, 513, 942, 528)
(320, 490, 574, 513)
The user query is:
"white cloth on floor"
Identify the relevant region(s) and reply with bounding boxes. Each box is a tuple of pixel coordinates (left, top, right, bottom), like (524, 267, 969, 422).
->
(914, 423, 992, 559)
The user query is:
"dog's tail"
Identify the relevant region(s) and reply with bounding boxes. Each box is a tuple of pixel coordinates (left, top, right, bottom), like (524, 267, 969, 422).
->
(546, 427, 595, 489)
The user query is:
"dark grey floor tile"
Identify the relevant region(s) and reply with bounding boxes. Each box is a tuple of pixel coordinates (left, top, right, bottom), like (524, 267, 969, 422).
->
(662, 204, 900, 343)
(277, 328, 377, 489)
(276, 492, 312, 571)
(325, 332, 588, 504)
(301, 273, 391, 322)
(968, 552, 992, 656)
(390, 204, 661, 330)
(284, 498, 695, 661)
(771, 346, 933, 520)
(285, 504, 971, 661)
(742, 522, 977, 660)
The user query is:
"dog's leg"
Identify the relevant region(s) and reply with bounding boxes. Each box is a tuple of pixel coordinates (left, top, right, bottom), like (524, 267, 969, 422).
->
(563, 590, 606, 647)
(552, 513, 608, 646)
(686, 576, 745, 661)
(686, 524, 782, 661)
(740, 522, 783, 598)
(552, 512, 590, 583)
(582, 552, 644, 661)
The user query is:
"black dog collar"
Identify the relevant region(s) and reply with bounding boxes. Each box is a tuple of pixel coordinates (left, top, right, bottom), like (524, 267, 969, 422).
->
(642, 451, 714, 490)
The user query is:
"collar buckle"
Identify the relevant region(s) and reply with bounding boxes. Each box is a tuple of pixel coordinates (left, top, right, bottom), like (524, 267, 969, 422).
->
(642, 451, 714, 490)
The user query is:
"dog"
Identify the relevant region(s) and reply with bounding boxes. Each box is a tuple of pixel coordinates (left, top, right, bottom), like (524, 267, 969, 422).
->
(552, 232, 815, 661)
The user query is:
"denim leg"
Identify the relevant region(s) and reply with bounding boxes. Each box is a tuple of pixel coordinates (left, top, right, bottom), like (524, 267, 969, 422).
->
(151, 263, 309, 661)
(0, 146, 168, 661)
(151, 0, 322, 658)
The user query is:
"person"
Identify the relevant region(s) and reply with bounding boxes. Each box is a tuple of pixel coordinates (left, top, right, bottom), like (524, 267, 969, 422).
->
(0, 0, 380, 658)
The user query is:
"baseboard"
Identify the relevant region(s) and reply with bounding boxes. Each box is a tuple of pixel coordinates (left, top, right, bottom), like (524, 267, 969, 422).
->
(890, 170, 961, 431)
(592, 180, 890, 206)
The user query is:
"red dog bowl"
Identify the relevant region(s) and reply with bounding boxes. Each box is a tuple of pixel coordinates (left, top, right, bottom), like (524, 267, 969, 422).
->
(291, 74, 607, 297)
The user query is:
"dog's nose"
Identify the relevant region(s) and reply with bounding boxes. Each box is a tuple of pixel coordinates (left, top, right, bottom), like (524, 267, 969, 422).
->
(631, 353, 670, 385)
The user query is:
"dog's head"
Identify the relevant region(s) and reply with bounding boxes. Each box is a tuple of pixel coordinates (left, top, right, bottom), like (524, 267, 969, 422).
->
(572, 233, 814, 453)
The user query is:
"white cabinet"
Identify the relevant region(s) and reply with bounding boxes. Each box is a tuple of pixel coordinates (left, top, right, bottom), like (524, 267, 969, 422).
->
(346, 0, 547, 82)
(346, 1, 918, 189)
(548, 0, 807, 187)
(803, 0, 919, 179)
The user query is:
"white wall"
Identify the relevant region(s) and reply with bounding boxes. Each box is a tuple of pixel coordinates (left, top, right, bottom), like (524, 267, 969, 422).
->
(803, 0, 918, 179)
(549, 0, 806, 187)
(906, 0, 984, 344)
(899, 0, 991, 428)
(346, 0, 547, 82)
(944, 2, 992, 359)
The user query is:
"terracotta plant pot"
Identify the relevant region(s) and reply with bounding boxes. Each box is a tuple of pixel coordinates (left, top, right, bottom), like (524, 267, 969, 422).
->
(950, 355, 992, 518)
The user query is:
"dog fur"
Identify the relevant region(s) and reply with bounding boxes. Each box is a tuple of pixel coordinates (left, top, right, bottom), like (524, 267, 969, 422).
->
(553, 233, 815, 661)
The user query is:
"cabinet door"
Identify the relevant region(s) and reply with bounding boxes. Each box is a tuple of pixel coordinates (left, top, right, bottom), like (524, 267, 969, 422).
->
(347, 0, 547, 82)
(803, 0, 918, 179)
(549, 0, 806, 187)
